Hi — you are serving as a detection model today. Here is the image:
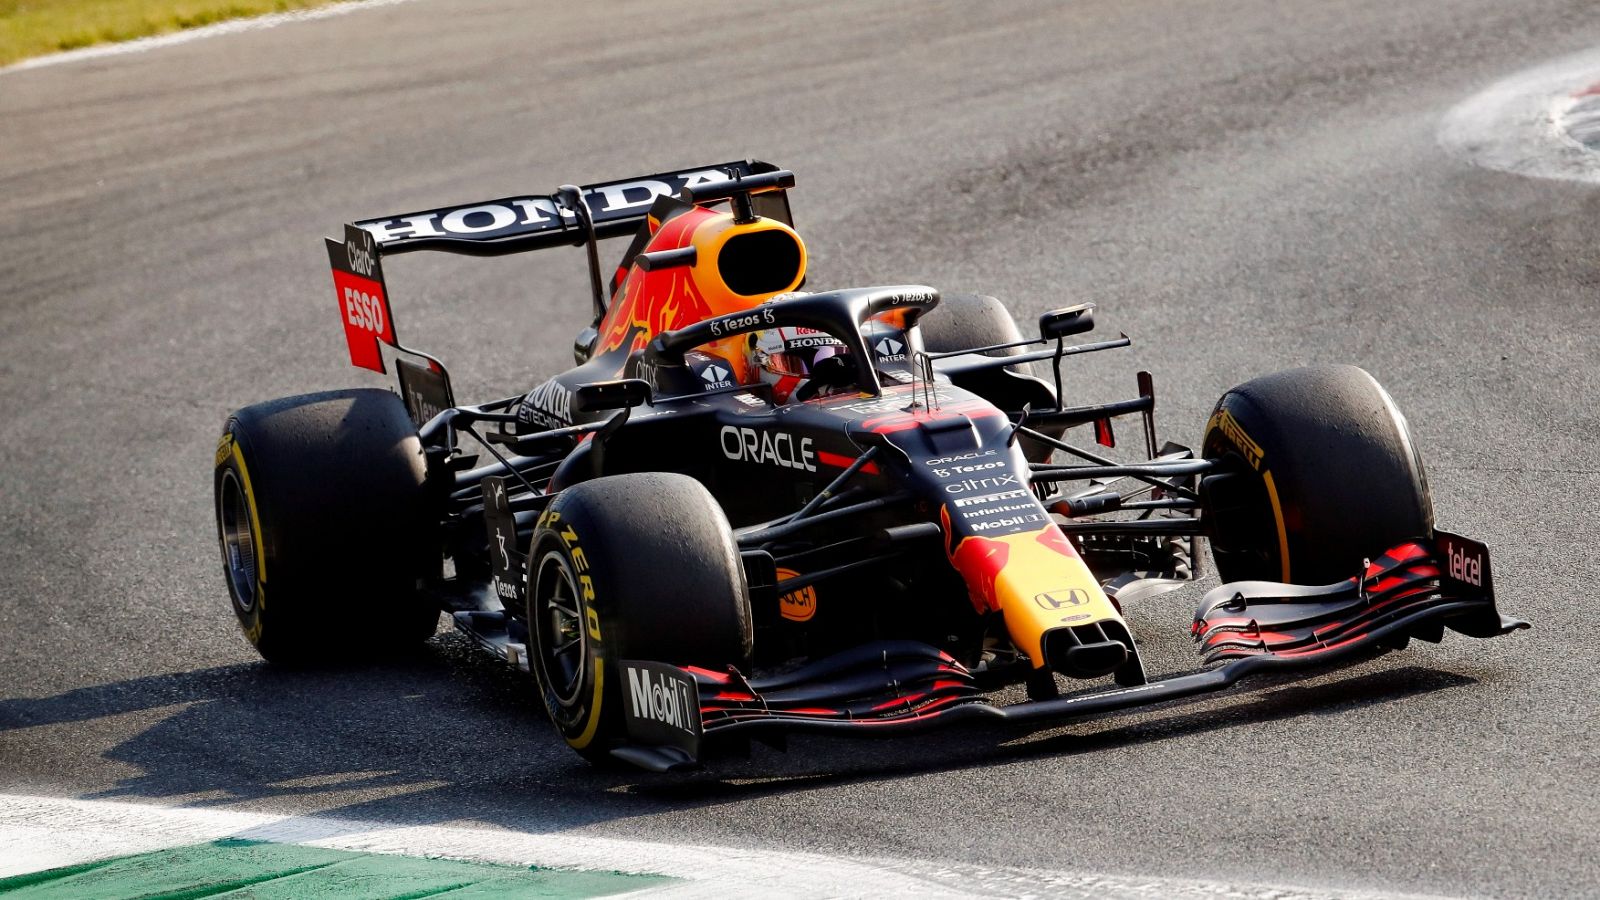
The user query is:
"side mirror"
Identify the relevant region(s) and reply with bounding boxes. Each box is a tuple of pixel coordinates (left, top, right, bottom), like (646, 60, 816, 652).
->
(1039, 303, 1095, 340)
(572, 378, 653, 414)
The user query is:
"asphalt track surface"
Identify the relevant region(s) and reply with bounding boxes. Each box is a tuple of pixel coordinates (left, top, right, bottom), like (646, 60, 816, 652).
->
(2, 0, 1597, 896)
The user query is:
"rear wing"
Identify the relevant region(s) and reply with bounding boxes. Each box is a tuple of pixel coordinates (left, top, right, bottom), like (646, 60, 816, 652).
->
(350, 159, 786, 256)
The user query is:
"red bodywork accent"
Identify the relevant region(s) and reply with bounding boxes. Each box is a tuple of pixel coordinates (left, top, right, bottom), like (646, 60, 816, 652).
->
(937, 507, 1084, 614)
(816, 450, 881, 474)
(1094, 417, 1115, 448)
(862, 399, 1004, 434)
(595, 209, 713, 358)
(1196, 541, 1459, 658)
(688, 652, 979, 729)
(331, 269, 396, 373)
(1034, 526, 1079, 557)
(943, 507, 1010, 613)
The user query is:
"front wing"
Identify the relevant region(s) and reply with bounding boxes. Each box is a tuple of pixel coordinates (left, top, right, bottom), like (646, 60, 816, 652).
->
(611, 531, 1527, 771)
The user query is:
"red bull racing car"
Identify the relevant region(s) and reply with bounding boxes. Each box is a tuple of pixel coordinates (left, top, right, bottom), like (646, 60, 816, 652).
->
(213, 160, 1526, 770)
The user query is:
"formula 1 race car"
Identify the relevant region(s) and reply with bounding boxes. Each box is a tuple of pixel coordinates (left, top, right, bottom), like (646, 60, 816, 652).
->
(212, 160, 1526, 770)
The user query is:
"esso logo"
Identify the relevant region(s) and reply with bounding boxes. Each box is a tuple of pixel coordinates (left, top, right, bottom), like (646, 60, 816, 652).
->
(344, 285, 386, 334)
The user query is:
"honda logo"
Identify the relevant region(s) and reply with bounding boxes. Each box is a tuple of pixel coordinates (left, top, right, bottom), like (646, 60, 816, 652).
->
(1035, 589, 1092, 610)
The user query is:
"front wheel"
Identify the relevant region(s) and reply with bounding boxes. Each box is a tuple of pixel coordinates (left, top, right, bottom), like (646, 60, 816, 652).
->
(917, 292, 1037, 376)
(1200, 365, 1433, 585)
(527, 472, 752, 764)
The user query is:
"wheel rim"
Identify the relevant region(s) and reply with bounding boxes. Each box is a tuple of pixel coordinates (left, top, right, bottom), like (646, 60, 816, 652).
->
(218, 469, 257, 613)
(533, 549, 587, 707)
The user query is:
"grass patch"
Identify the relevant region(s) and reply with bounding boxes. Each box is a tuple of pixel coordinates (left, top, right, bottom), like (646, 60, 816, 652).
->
(0, 0, 347, 67)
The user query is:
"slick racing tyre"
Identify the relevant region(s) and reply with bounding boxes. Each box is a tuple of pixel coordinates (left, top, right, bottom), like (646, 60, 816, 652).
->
(214, 389, 441, 663)
(919, 293, 1060, 462)
(918, 293, 1036, 375)
(1200, 365, 1433, 585)
(527, 473, 752, 764)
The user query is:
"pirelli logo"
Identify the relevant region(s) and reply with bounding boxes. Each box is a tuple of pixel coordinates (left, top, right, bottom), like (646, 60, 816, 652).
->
(1209, 409, 1264, 471)
(953, 489, 1029, 508)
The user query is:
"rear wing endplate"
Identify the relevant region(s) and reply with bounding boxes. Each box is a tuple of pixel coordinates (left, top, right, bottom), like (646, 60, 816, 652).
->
(326, 224, 399, 373)
(325, 223, 453, 424)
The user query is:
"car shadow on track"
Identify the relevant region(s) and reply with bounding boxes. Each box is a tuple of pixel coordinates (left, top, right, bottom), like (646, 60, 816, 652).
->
(0, 630, 1477, 837)
(0, 633, 575, 807)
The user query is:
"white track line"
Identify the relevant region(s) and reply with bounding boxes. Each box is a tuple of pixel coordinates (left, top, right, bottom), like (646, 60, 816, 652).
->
(1438, 45, 1600, 184)
(2, 0, 424, 75)
(0, 793, 1457, 899)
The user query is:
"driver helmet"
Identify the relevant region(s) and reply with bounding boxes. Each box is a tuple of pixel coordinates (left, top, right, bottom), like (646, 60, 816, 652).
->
(754, 324, 849, 403)
(752, 294, 924, 402)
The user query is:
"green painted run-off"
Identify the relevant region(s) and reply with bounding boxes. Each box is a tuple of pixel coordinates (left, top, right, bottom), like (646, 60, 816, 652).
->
(0, 838, 672, 899)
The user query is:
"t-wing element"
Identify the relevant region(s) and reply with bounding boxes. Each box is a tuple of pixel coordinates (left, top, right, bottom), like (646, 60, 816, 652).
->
(682, 169, 797, 224)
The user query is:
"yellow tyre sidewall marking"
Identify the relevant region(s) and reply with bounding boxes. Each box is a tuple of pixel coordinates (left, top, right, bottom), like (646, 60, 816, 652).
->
(1208, 408, 1291, 582)
(1262, 470, 1291, 583)
(550, 514, 606, 752)
(217, 432, 268, 639)
(569, 665, 605, 751)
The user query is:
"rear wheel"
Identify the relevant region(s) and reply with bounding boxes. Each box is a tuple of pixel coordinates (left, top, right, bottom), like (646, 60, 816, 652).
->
(1200, 365, 1432, 585)
(528, 473, 752, 764)
(214, 389, 440, 663)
